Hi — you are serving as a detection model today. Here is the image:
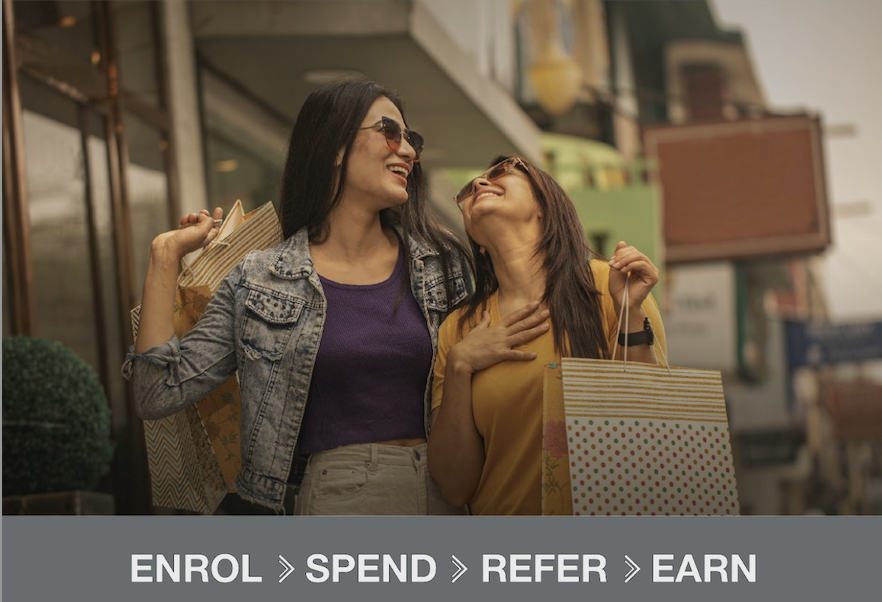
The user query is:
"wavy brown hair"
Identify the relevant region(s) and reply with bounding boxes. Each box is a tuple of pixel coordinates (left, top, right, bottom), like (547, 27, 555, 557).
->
(458, 156, 609, 359)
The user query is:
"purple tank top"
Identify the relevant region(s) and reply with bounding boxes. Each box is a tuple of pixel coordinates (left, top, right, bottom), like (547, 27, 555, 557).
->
(297, 243, 432, 454)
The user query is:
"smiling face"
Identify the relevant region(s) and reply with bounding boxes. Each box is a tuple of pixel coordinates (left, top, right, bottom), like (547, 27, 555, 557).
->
(458, 159, 543, 248)
(338, 96, 418, 213)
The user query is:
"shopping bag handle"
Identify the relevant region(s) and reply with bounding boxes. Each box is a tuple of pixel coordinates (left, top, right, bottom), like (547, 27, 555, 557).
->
(611, 273, 671, 372)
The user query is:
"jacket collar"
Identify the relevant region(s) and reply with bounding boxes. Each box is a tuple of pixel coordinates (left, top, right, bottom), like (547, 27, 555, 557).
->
(402, 224, 440, 260)
(269, 223, 438, 280)
(269, 227, 312, 280)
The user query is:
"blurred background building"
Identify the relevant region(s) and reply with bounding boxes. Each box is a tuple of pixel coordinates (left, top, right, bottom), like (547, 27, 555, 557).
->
(3, 0, 880, 514)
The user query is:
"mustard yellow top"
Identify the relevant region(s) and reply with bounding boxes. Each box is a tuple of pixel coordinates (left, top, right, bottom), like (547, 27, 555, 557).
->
(431, 260, 667, 515)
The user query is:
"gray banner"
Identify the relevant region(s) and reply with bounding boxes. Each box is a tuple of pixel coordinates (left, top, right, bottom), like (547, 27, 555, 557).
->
(2, 517, 880, 601)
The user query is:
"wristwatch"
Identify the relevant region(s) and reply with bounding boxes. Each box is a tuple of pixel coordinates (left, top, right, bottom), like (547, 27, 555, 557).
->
(618, 317, 654, 347)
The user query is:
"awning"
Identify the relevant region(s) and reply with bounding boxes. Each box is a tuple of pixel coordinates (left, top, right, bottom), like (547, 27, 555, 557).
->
(191, 0, 542, 168)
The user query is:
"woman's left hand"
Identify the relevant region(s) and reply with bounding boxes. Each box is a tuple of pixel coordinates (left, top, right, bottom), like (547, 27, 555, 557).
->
(608, 240, 659, 310)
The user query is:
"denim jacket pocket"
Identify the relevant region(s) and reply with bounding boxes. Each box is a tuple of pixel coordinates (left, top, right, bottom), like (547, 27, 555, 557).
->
(240, 286, 304, 361)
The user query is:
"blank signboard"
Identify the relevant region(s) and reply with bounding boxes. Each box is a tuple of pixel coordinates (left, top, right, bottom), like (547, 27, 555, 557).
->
(644, 115, 830, 263)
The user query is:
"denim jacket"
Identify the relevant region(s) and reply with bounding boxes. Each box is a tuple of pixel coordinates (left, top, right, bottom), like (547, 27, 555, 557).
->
(122, 225, 470, 512)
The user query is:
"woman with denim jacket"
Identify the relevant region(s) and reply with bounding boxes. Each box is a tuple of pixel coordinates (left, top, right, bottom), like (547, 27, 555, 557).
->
(124, 79, 474, 515)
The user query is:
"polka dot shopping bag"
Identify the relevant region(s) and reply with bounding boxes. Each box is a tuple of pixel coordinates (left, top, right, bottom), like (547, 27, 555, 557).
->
(548, 356, 740, 516)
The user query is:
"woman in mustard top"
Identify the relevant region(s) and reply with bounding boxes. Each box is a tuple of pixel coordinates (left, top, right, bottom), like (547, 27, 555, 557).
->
(428, 156, 666, 515)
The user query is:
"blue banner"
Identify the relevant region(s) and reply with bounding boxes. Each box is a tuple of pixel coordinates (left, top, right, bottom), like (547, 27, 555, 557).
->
(784, 320, 882, 368)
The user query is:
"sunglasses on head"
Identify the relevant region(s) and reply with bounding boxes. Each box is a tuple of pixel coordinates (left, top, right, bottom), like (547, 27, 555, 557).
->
(454, 156, 530, 207)
(360, 116, 424, 163)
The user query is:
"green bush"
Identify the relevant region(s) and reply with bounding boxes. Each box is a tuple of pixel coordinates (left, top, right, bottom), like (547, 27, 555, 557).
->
(2, 336, 114, 496)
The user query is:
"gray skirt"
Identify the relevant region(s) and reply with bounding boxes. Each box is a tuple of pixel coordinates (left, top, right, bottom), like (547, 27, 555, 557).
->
(294, 442, 465, 516)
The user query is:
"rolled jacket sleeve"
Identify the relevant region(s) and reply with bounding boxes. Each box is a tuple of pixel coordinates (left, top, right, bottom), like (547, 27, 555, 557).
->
(121, 265, 242, 420)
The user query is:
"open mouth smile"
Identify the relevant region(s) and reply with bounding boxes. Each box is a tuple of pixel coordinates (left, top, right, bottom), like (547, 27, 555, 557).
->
(473, 190, 502, 205)
(387, 164, 410, 183)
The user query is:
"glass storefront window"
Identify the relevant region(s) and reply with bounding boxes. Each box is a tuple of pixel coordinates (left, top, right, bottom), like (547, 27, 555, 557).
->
(200, 69, 288, 215)
(19, 76, 101, 371)
(85, 113, 125, 407)
(124, 113, 171, 299)
(115, 0, 163, 109)
(14, 1, 102, 71)
(206, 133, 282, 214)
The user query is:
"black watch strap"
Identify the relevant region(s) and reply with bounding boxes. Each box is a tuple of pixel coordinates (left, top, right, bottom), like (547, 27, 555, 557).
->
(618, 317, 654, 347)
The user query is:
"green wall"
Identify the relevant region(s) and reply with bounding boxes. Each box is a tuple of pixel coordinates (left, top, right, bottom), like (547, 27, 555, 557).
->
(568, 183, 661, 267)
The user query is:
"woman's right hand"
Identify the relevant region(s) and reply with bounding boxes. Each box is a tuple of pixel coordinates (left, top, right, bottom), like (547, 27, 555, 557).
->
(152, 207, 224, 261)
(135, 207, 223, 353)
(448, 300, 550, 375)
(428, 300, 549, 506)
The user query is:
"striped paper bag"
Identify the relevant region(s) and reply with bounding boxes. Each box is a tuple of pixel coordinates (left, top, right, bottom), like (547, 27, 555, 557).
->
(560, 357, 739, 516)
(131, 200, 282, 513)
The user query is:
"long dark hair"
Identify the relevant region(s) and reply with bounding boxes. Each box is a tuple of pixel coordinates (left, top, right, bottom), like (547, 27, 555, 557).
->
(458, 156, 609, 359)
(278, 79, 469, 301)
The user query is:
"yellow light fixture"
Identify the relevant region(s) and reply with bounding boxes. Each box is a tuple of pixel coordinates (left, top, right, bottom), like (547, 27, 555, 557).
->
(215, 160, 239, 173)
(59, 16, 77, 28)
(528, 43, 583, 117)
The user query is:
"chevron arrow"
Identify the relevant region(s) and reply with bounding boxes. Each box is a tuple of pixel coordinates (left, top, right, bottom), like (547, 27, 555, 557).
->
(278, 555, 296, 583)
(451, 555, 468, 583)
(624, 555, 640, 583)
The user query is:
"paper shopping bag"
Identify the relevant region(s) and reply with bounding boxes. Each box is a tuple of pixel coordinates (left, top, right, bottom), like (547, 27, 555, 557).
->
(172, 286, 243, 491)
(542, 364, 573, 515)
(558, 357, 739, 516)
(131, 200, 282, 513)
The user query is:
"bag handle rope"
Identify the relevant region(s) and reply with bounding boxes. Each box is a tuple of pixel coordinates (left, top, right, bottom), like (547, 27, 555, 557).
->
(611, 273, 671, 373)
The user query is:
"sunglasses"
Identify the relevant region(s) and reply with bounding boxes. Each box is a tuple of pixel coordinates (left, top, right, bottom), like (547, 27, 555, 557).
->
(359, 116, 424, 163)
(454, 156, 531, 207)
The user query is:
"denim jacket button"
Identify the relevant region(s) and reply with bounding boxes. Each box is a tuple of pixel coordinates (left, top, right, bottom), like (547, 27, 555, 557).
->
(321, 469, 327, 475)
(364, 461, 371, 467)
